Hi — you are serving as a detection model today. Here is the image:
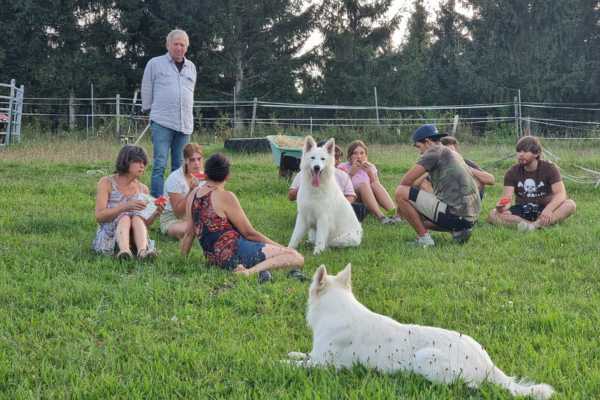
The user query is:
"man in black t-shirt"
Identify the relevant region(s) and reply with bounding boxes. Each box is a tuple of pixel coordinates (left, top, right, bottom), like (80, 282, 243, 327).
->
(487, 136, 576, 231)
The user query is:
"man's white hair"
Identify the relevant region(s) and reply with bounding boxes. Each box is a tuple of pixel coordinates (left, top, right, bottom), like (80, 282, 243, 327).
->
(166, 29, 189, 48)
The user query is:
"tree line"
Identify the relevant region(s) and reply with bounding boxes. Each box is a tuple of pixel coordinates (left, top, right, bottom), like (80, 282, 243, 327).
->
(2, 0, 600, 108)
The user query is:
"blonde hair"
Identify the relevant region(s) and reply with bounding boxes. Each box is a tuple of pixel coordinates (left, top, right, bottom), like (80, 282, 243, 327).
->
(166, 29, 189, 48)
(183, 143, 203, 174)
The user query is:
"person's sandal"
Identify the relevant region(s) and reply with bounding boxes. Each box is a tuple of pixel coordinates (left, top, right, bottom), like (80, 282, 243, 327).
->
(382, 215, 403, 225)
(258, 270, 272, 284)
(287, 268, 309, 282)
(116, 249, 133, 260)
(137, 248, 157, 260)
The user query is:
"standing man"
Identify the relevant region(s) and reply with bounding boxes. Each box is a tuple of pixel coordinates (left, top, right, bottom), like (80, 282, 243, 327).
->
(142, 29, 197, 197)
(487, 136, 576, 231)
(395, 124, 481, 247)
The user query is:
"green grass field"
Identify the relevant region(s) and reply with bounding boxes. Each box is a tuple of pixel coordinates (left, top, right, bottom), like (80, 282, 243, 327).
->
(1, 136, 599, 399)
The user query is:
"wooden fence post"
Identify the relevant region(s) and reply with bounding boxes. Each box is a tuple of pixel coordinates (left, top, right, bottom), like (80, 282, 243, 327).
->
(116, 94, 120, 138)
(250, 97, 257, 137)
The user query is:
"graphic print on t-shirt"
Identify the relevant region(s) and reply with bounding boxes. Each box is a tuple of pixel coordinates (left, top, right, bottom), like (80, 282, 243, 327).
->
(517, 178, 546, 200)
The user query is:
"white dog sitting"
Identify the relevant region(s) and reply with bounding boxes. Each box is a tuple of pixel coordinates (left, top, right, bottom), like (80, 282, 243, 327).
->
(288, 136, 362, 255)
(287, 264, 554, 399)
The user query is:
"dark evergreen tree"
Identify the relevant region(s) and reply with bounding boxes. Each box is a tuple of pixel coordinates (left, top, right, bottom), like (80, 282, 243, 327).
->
(391, 0, 432, 105)
(309, 0, 399, 106)
(426, 0, 469, 104)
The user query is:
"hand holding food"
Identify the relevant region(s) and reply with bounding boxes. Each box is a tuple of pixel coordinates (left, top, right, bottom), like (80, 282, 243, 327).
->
(496, 196, 511, 212)
(126, 199, 147, 212)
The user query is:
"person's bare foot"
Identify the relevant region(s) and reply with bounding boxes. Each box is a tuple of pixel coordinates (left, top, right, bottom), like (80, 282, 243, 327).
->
(233, 264, 250, 276)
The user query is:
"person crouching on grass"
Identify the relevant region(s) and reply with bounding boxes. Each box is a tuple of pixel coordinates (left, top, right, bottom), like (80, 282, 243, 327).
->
(180, 153, 305, 284)
(92, 145, 164, 260)
(395, 124, 481, 247)
(487, 136, 576, 232)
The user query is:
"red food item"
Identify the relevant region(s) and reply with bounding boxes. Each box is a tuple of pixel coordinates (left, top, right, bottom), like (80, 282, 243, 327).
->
(192, 172, 206, 180)
(499, 197, 511, 206)
(154, 195, 168, 207)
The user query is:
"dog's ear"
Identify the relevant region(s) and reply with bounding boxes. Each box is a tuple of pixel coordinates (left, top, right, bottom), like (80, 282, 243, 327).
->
(324, 138, 335, 156)
(336, 263, 352, 289)
(304, 136, 316, 153)
(312, 264, 328, 290)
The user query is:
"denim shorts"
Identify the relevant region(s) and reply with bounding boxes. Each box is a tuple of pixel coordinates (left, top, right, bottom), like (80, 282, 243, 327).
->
(223, 237, 266, 270)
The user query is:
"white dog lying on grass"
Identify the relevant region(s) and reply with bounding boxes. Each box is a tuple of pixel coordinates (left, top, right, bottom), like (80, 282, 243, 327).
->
(287, 264, 554, 399)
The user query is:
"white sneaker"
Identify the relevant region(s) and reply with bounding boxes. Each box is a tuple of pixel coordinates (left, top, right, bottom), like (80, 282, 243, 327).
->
(517, 221, 535, 232)
(411, 234, 435, 247)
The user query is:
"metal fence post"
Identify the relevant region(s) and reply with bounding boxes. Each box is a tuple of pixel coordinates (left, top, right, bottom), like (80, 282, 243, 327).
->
(6, 79, 15, 145)
(14, 84, 24, 143)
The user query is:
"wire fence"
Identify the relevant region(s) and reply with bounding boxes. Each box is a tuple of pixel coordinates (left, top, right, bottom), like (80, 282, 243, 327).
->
(5, 92, 600, 143)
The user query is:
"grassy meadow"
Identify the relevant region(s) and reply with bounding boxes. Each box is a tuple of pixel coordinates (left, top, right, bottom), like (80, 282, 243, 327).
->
(1, 135, 600, 399)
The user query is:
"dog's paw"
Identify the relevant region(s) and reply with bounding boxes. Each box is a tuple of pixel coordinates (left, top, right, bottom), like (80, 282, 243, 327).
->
(288, 351, 308, 360)
(283, 352, 312, 368)
(313, 248, 324, 255)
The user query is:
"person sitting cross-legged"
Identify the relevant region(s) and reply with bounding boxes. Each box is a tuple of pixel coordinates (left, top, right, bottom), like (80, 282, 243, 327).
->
(395, 124, 481, 247)
(180, 153, 305, 283)
(487, 136, 576, 232)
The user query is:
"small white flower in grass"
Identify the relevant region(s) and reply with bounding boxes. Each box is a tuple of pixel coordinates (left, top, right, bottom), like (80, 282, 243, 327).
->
(171, 315, 178, 322)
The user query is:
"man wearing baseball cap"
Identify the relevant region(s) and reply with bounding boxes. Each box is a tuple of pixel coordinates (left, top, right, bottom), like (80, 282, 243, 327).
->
(394, 124, 481, 247)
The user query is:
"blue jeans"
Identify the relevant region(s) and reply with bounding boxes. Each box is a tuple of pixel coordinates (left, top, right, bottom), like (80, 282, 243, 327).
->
(150, 121, 190, 197)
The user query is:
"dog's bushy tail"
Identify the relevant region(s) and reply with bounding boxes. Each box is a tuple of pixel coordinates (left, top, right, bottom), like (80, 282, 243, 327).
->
(490, 367, 554, 399)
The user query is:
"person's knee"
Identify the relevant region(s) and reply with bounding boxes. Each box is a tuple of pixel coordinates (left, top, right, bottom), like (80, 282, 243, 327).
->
(131, 215, 145, 224)
(395, 185, 410, 203)
(566, 199, 577, 214)
(288, 248, 304, 266)
(356, 182, 370, 194)
(487, 209, 499, 224)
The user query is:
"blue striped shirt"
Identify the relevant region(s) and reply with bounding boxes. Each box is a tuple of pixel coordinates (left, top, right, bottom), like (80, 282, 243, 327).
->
(141, 53, 196, 134)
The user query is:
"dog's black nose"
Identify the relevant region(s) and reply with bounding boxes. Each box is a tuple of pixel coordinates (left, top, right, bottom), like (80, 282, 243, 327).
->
(313, 165, 320, 172)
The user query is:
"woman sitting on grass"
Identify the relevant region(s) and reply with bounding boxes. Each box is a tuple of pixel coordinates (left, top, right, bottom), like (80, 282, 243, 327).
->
(92, 145, 164, 260)
(180, 153, 305, 284)
(160, 143, 205, 239)
(337, 140, 400, 224)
